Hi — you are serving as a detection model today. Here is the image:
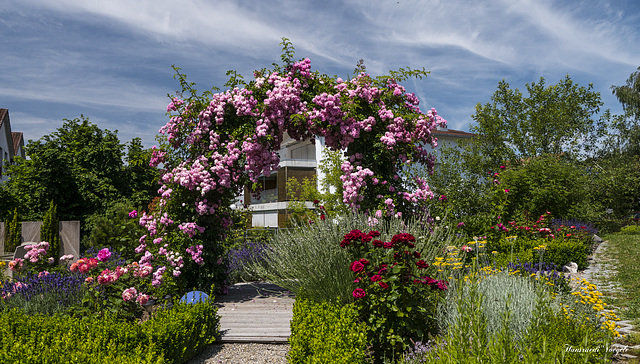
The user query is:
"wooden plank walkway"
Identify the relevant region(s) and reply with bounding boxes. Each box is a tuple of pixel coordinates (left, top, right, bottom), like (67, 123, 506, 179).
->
(214, 282, 295, 343)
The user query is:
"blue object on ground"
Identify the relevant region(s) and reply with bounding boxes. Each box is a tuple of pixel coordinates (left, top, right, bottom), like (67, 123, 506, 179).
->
(180, 290, 209, 304)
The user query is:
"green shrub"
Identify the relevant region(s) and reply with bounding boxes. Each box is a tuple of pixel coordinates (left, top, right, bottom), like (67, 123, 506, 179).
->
(4, 208, 21, 252)
(620, 224, 640, 235)
(288, 298, 370, 364)
(595, 219, 622, 234)
(487, 236, 588, 269)
(141, 301, 219, 362)
(40, 201, 61, 263)
(83, 200, 146, 257)
(0, 301, 219, 364)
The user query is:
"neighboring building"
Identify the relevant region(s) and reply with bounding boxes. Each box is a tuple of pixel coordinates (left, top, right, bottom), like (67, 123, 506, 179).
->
(242, 126, 474, 228)
(243, 133, 323, 227)
(0, 108, 26, 183)
(431, 126, 475, 164)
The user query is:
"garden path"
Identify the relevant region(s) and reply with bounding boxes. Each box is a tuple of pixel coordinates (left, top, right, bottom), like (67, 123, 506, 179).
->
(214, 282, 295, 343)
(570, 239, 640, 361)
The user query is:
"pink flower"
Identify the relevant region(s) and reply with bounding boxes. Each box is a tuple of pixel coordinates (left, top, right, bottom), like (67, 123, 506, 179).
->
(461, 245, 473, 253)
(8, 258, 24, 272)
(122, 287, 137, 302)
(129, 210, 138, 218)
(352, 288, 366, 298)
(371, 275, 382, 282)
(137, 294, 149, 306)
(96, 248, 111, 262)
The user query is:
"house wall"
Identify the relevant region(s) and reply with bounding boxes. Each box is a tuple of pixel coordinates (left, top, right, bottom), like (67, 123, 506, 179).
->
(0, 116, 12, 183)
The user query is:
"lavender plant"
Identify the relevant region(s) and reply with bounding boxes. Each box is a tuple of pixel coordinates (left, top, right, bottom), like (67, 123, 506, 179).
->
(0, 271, 85, 315)
(507, 259, 571, 293)
(402, 340, 442, 364)
(227, 240, 270, 283)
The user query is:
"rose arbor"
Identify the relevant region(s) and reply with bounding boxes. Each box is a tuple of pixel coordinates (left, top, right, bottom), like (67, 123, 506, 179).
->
(143, 43, 447, 293)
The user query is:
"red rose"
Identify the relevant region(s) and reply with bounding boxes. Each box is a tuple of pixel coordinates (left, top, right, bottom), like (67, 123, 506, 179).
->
(378, 281, 389, 289)
(416, 260, 429, 269)
(350, 261, 365, 273)
(352, 288, 366, 298)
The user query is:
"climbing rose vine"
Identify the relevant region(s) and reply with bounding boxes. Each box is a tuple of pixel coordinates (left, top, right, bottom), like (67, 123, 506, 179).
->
(140, 40, 446, 294)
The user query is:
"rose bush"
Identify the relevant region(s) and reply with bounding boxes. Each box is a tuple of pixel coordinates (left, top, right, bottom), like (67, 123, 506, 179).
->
(342, 229, 448, 360)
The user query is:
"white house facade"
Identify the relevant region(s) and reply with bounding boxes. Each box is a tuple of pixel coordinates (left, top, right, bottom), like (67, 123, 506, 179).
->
(0, 108, 25, 183)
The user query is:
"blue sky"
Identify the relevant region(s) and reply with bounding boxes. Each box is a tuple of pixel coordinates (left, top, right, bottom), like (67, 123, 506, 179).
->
(2, 0, 639, 149)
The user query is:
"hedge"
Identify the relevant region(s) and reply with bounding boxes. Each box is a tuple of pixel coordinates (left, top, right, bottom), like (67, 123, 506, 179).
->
(0, 301, 219, 364)
(288, 298, 370, 363)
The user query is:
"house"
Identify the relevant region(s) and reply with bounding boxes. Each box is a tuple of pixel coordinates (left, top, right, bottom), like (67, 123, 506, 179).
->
(242, 126, 474, 228)
(0, 108, 26, 183)
(243, 133, 322, 227)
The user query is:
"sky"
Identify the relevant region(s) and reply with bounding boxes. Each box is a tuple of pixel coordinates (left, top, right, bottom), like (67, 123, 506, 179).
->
(1, 0, 639, 149)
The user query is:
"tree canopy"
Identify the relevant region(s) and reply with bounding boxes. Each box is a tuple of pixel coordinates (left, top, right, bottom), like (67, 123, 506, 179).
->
(1, 117, 158, 227)
(467, 75, 603, 172)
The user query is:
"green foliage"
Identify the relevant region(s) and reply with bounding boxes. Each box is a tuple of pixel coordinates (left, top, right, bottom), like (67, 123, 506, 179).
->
(83, 200, 146, 256)
(0, 301, 218, 364)
(612, 66, 640, 120)
(288, 298, 370, 364)
(318, 148, 349, 215)
(141, 301, 219, 363)
(40, 201, 60, 263)
(4, 208, 21, 252)
(487, 236, 588, 269)
(585, 155, 640, 219)
(499, 155, 590, 221)
(470, 75, 603, 166)
(3, 117, 157, 235)
(286, 176, 323, 226)
(408, 271, 614, 363)
(620, 224, 640, 235)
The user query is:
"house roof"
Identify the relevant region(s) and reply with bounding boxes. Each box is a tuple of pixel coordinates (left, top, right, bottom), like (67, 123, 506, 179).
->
(0, 108, 7, 128)
(432, 128, 475, 138)
(12, 132, 23, 155)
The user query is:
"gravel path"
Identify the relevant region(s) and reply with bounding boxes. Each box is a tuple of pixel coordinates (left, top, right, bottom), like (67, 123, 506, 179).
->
(186, 343, 289, 364)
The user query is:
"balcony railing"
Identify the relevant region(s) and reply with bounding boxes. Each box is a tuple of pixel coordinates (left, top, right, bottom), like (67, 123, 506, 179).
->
(251, 188, 278, 204)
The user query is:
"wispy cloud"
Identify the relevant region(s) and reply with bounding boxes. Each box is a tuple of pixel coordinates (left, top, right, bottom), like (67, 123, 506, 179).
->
(2, 0, 638, 148)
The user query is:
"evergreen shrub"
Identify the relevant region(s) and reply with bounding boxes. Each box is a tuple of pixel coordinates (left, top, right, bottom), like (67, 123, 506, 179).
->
(288, 298, 370, 364)
(0, 300, 219, 364)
